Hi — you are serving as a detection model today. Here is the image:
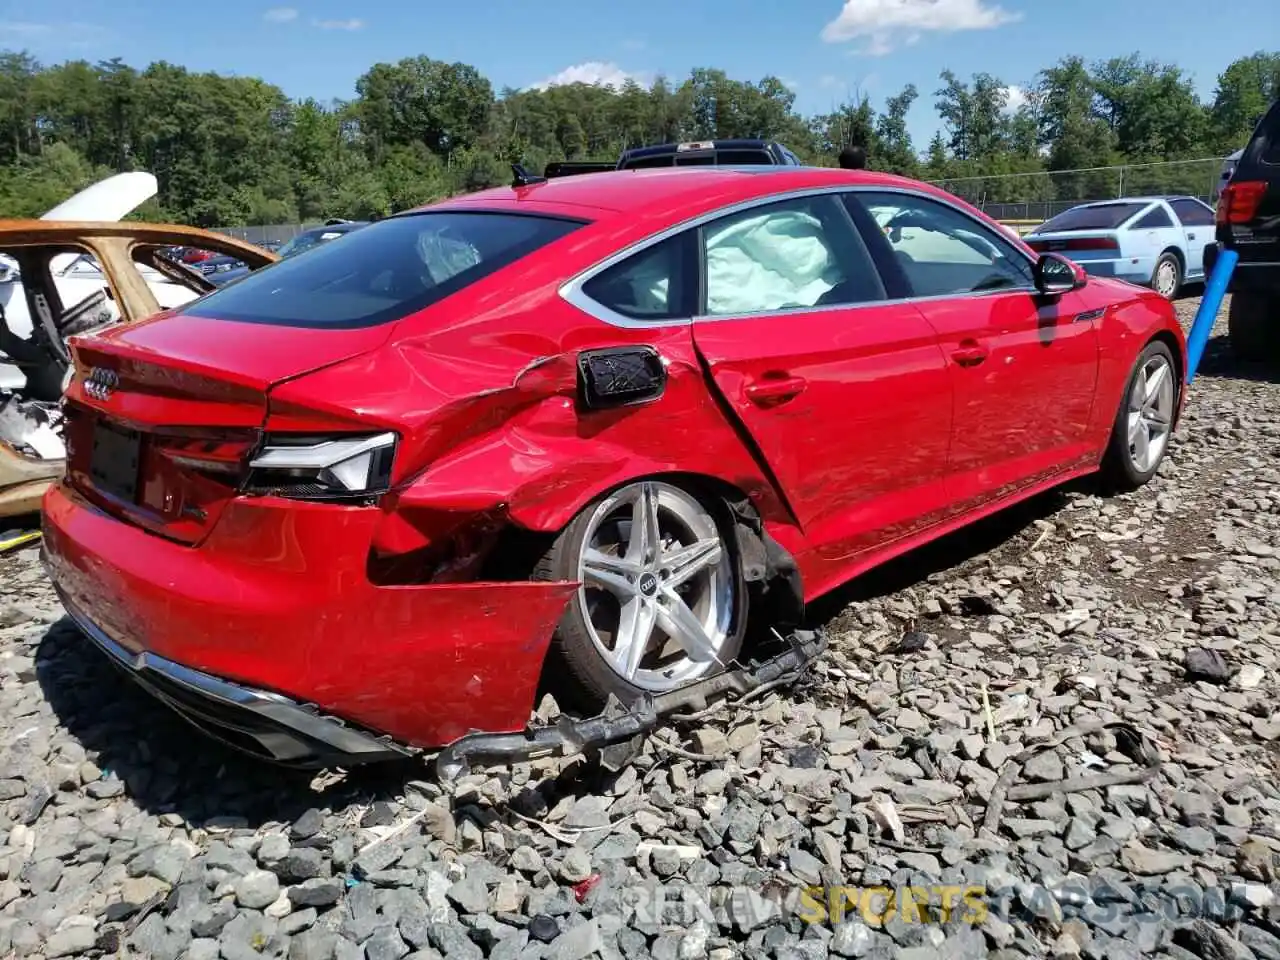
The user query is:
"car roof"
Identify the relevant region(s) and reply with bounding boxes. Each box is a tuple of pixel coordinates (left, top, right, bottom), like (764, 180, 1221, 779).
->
(424, 166, 945, 221)
(0, 220, 275, 260)
(1070, 196, 1206, 208)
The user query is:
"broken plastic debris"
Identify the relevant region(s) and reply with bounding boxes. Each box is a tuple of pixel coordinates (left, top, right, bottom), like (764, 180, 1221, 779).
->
(572, 874, 601, 903)
(869, 795, 906, 843)
(0, 395, 65, 460)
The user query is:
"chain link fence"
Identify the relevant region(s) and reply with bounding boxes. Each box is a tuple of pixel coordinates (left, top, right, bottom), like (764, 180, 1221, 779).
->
(928, 157, 1228, 226)
(203, 157, 1231, 244)
(209, 224, 320, 247)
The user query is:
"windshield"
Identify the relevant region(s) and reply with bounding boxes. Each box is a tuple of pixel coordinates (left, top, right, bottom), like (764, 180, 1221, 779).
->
(1038, 202, 1148, 233)
(184, 211, 586, 329)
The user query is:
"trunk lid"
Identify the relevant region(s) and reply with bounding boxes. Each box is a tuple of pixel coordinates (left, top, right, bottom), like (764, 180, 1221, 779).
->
(63, 311, 394, 544)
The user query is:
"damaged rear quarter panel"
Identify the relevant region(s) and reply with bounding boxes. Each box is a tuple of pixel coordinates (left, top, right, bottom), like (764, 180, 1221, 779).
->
(265, 283, 802, 558)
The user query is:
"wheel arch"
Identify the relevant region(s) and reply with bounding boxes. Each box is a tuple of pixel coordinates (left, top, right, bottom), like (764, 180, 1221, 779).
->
(502, 468, 807, 631)
(1146, 328, 1185, 428)
(1148, 329, 1184, 386)
(1159, 245, 1185, 275)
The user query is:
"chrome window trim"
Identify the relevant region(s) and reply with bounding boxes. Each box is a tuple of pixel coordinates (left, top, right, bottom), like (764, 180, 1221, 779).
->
(559, 183, 1042, 330)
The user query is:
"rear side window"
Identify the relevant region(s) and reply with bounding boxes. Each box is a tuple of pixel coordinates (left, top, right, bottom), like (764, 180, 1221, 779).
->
(1133, 206, 1173, 229)
(1169, 199, 1215, 226)
(1040, 202, 1148, 232)
(581, 234, 694, 321)
(184, 212, 585, 329)
(622, 155, 677, 169)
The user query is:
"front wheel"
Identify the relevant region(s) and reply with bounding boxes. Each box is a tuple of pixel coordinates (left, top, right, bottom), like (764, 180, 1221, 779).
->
(1101, 340, 1178, 492)
(534, 480, 747, 710)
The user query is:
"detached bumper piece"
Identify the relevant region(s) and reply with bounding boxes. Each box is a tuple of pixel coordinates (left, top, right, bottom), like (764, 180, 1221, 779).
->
(59, 592, 411, 768)
(434, 628, 827, 781)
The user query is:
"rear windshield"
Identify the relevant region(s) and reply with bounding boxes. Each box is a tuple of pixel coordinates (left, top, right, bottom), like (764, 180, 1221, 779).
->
(621, 150, 774, 169)
(184, 211, 585, 329)
(1039, 202, 1148, 233)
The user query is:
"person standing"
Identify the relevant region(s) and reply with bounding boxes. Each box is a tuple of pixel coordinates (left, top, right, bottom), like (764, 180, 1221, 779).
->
(838, 144, 867, 170)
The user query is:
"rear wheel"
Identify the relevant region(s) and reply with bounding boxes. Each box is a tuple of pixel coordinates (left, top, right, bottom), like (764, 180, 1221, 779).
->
(1151, 252, 1181, 300)
(1227, 293, 1279, 363)
(1101, 341, 1177, 491)
(534, 480, 747, 710)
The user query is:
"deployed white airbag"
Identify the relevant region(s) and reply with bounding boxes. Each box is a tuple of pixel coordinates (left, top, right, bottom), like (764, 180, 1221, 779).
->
(705, 209, 840, 315)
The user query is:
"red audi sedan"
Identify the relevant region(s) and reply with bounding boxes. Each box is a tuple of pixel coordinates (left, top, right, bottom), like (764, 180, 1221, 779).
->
(42, 166, 1186, 766)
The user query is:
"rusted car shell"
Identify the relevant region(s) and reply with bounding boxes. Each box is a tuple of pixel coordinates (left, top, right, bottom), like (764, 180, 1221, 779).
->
(0, 222, 277, 518)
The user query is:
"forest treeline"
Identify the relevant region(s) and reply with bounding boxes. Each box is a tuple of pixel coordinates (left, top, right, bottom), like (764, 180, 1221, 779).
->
(0, 48, 1276, 226)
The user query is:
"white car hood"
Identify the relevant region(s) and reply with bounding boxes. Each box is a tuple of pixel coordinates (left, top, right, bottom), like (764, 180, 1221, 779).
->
(1, 170, 182, 396)
(41, 171, 158, 223)
(42, 172, 159, 276)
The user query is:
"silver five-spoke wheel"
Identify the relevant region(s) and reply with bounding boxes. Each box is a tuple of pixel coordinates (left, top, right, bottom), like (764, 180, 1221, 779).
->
(574, 481, 737, 693)
(1126, 353, 1174, 473)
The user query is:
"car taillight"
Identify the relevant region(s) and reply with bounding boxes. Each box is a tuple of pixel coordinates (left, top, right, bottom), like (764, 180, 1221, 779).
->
(1217, 181, 1266, 225)
(245, 432, 397, 501)
(1064, 237, 1119, 251)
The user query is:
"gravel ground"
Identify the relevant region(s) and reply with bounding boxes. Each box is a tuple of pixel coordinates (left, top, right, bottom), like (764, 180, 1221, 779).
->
(3, 295, 1280, 960)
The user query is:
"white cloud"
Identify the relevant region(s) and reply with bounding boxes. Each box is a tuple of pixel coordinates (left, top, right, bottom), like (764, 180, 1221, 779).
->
(263, 7, 298, 22)
(314, 17, 365, 30)
(0, 20, 107, 46)
(821, 0, 1020, 55)
(530, 61, 645, 92)
(1002, 84, 1029, 113)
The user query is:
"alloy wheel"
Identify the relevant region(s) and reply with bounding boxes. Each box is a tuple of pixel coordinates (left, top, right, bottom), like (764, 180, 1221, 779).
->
(1127, 354, 1175, 473)
(575, 481, 736, 692)
(1154, 260, 1178, 299)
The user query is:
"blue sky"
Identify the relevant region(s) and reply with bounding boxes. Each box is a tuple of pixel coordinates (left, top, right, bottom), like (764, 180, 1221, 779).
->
(0, 0, 1272, 150)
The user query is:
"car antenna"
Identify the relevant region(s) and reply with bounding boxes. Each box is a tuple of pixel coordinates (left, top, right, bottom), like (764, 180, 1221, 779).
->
(511, 163, 547, 188)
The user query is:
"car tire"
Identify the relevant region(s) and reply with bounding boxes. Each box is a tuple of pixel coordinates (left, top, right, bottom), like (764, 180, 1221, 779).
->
(1227, 293, 1279, 363)
(1150, 252, 1181, 300)
(1101, 340, 1178, 492)
(534, 479, 748, 711)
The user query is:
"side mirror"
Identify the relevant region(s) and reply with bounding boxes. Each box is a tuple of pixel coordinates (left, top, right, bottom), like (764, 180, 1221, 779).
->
(1034, 253, 1085, 297)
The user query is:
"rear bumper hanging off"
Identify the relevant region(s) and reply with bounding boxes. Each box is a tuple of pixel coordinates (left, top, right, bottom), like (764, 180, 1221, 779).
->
(433, 628, 827, 781)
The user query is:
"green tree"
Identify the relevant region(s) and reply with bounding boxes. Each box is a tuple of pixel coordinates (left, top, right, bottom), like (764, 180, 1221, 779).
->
(1209, 51, 1280, 152)
(0, 45, 1261, 225)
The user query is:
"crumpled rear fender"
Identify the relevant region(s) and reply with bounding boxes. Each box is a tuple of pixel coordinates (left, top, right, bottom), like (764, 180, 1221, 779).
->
(267, 319, 806, 610)
(374, 350, 794, 543)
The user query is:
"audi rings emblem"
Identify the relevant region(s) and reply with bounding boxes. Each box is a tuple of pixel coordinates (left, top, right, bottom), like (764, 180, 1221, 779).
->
(84, 367, 119, 401)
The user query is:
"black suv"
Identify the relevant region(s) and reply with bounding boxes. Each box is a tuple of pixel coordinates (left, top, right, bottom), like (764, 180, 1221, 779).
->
(1214, 99, 1280, 360)
(543, 139, 803, 178)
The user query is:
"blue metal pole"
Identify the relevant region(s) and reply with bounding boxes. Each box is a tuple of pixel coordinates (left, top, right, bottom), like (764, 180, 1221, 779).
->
(1185, 247, 1238, 385)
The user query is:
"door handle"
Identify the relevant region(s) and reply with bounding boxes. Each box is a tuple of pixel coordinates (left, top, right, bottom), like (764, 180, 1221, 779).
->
(745, 375, 807, 406)
(1188, 232, 1197, 240)
(950, 340, 989, 366)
